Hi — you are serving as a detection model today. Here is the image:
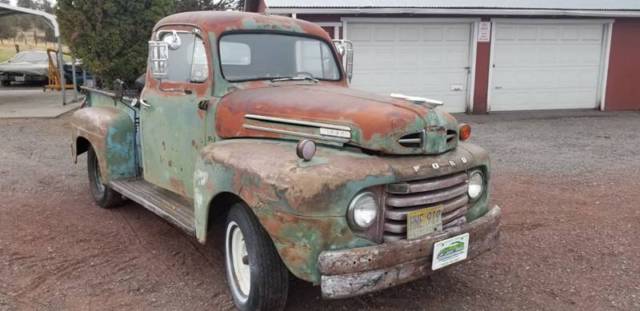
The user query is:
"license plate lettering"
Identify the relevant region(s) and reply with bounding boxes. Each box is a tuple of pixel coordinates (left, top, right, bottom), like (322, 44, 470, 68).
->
(407, 205, 443, 240)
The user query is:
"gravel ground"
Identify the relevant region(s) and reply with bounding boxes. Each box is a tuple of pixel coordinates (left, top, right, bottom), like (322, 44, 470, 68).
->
(1, 111, 639, 310)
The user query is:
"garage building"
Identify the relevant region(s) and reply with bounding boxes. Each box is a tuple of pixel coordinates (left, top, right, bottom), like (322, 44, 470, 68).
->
(245, 0, 640, 114)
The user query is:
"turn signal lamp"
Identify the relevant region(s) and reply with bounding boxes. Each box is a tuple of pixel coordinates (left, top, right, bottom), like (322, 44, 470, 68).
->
(458, 123, 471, 141)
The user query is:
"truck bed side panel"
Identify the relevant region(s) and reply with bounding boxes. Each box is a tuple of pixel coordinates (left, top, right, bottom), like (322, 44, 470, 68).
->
(70, 106, 137, 182)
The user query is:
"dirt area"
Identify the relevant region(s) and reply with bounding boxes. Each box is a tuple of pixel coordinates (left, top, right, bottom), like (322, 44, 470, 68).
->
(0, 85, 80, 119)
(1, 111, 640, 310)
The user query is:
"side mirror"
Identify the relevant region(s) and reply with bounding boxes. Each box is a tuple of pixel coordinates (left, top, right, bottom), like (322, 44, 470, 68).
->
(333, 40, 354, 83)
(163, 30, 182, 50)
(148, 41, 169, 80)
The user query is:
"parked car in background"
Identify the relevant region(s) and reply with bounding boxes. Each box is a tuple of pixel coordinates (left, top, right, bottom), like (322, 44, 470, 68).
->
(0, 51, 49, 86)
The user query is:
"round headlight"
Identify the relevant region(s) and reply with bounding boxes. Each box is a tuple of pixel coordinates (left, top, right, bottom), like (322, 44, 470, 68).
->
(468, 170, 485, 201)
(348, 192, 378, 229)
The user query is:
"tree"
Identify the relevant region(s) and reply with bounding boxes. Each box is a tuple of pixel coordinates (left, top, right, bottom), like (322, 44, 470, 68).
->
(57, 0, 242, 87)
(176, 0, 242, 12)
(57, 0, 176, 86)
(0, 0, 17, 41)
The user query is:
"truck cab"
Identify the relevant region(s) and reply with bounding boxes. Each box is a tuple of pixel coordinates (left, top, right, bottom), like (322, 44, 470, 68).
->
(71, 11, 501, 311)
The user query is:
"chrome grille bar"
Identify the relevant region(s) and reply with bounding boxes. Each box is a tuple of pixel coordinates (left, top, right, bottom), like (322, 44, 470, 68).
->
(386, 183, 468, 207)
(383, 172, 471, 241)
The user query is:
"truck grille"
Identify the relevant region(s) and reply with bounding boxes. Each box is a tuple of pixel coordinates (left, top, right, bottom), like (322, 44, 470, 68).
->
(383, 172, 469, 242)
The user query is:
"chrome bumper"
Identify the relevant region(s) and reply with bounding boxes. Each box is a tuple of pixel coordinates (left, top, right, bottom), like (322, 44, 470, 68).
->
(318, 205, 502, 299)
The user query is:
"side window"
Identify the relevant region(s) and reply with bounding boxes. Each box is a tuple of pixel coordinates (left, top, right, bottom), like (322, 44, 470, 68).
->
(191, 37, 208, 83)
(153, 31, 209, 83)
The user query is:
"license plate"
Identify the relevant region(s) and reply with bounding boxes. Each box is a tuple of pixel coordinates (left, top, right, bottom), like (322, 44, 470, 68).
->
(432, 233, 469, 270)
(406, 205, 443, 240)
(15, 76, 25, 82)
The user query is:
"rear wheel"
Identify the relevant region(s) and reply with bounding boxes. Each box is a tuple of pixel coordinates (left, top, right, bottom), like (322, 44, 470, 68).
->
(87, 146, 123, 208)
(225, 203, 289, 311)
(1, 80, 10, 86)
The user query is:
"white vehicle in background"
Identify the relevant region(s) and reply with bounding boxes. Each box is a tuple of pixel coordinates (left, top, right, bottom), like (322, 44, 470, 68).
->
(0, 50, 49, 86)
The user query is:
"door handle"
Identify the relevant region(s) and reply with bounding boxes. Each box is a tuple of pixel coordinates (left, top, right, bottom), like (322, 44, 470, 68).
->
(198, 100, 209, 110)
(139, 98, 151, 108)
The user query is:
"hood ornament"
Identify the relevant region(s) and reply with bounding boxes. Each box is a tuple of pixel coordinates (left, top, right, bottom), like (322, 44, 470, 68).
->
(390, 93, 444, 108)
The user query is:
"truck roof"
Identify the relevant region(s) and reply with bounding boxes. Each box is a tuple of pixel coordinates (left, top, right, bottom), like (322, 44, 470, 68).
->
(154, 11, 329, 40)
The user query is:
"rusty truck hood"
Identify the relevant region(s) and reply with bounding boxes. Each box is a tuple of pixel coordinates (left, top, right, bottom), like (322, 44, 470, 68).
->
(215, 84, 459, 155)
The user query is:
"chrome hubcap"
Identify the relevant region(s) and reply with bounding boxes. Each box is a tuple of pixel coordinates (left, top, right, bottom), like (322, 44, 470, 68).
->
(226, 221, 250, 302)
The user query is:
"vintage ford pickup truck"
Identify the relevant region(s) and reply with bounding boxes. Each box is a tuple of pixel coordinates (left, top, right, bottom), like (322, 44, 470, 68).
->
(70, 11, 501, 311)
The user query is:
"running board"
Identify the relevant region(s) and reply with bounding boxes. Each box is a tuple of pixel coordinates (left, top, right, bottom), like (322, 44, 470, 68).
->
(110, 179, 195, 235)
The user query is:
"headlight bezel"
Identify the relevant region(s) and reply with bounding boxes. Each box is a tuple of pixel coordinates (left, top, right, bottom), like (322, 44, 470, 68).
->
(468, 170, 485, 202)
(347, 191, 380, 231)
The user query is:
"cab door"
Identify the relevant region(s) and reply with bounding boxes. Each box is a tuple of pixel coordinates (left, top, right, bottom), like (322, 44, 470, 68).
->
(140, 27, 212, 198)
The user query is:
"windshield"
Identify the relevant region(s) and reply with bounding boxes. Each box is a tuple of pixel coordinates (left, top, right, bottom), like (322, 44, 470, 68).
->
(12, 51, 48, 63)
(219, 33, 341, 82)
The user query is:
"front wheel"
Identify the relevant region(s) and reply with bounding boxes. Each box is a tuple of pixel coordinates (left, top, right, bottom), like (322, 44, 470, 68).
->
(87, 146, 123, 208)
(225, 203, 289, 311)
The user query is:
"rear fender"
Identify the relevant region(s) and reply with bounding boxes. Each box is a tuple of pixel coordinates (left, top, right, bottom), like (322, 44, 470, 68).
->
(70, 107, 136, 182)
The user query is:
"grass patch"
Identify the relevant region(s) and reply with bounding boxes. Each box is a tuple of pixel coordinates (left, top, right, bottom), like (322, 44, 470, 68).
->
(0, 47, 16, 62)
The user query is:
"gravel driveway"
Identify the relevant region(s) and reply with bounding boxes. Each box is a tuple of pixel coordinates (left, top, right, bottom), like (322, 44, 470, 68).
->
(1, 111, 639, 310)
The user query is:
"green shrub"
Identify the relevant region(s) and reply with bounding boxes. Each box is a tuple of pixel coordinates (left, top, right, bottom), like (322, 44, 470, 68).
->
(56, 0, 176, 87)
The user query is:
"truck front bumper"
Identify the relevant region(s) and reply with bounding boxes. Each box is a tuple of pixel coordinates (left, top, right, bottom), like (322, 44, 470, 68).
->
(318, 205, 501, 299)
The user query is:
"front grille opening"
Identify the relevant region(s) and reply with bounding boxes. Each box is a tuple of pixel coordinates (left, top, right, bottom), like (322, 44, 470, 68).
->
(398, 132, 422, 148)
(383, 172, 470, 242)
(446, 129, 457, 143)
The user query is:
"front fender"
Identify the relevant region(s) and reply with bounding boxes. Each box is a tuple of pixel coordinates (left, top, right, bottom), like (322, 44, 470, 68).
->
(193, 139, 489, 283)
(70, 107, 136, 182)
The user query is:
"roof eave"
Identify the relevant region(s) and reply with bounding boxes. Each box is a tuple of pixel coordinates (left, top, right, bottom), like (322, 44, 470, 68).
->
(267, 7, 640, 18)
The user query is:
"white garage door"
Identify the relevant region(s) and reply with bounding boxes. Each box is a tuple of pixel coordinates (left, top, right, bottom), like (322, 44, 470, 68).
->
(490, 21, 606, 111)
(347, 21, 473, 113)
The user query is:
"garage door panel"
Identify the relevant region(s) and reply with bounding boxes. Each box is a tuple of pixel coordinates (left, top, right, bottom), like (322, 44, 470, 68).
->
(445, 25, 470, 41)
(349, 24, 372, 42)
(580, 26, 604, 40)
(423, 27, 444, 41)
(350, 21, 471, 113)
(398, 25, 421, 41)
(490, 22, 605, 111)
(374, 25, 396, 41)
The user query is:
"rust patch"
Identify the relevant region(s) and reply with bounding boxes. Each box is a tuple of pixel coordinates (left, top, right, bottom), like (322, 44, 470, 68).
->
(319, 206, 501, 299)
(169, 177, 187, 197)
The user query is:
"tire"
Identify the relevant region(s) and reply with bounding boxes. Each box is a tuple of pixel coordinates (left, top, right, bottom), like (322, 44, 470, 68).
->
(225, 203, 289, 311)
(87, 146, 123, 208)
(1, 80, 10, 86)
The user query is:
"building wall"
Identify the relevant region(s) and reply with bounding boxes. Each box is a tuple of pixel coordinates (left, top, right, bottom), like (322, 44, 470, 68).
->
(288, 13, 640, 113)
(472, 17, 491, 114)
(605, 19, 640, 111)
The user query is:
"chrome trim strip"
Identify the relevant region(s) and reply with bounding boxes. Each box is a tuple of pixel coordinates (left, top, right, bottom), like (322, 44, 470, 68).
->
(397, 138, 422, 144)
(243, 124, 349, 143)
(245, 114, 352, 131)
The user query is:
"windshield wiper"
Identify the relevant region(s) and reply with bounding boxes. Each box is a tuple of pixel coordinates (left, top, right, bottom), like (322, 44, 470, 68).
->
(270, 75, 319, 83)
